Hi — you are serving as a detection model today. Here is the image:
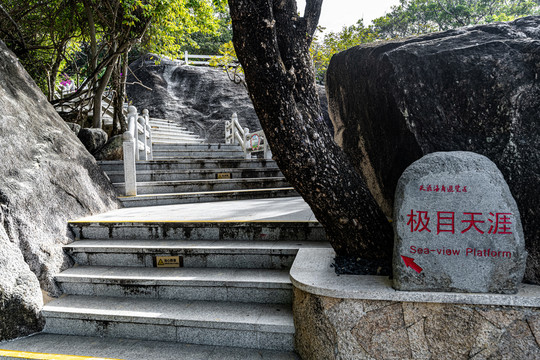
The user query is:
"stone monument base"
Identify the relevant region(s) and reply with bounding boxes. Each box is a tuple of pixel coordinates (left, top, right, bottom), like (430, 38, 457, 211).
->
(291, 249, 540, 360)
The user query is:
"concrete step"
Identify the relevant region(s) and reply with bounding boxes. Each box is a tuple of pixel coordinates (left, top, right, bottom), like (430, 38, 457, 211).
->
(152, 150, 247, 159)
(116, 187, 300, 207)
(152, 138, 206, 144)
(152, 128, 197, 135)
(57, 266, 293, 304)
(152, 144, 244, 152)
(0, 333, 300, 359)
(43, 295, 295, 351)
(98, 159, 279, 172)
(113, 178, 291, 195)
(149, 119, 185, 127)
(105, 168, 284, 183)
(69, 217, 326, 240)
(64, 239, 330, 269)
(152, 130, 200, 139)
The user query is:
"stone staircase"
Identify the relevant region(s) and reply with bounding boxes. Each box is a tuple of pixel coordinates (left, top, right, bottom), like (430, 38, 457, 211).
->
(99, 143, 297, 208)
(39, 122, 330, 357)
(149, 118, 205, 145)
(43, 220, 328, 354)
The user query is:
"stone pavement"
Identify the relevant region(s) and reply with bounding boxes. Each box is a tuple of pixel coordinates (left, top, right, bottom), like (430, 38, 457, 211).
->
(71, 197, 316, 223)
(0, 333, 298, 359)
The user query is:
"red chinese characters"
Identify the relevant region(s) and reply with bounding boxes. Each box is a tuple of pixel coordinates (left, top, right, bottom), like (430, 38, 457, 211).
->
(419, 185, 468, 193)
(407, 210, 513, 235)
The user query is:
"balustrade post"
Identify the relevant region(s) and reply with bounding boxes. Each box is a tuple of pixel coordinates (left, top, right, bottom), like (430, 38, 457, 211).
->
(142, 109, 153, 160)
(122, 131, 137, 196)
(127, 106, 140, 161)
(225, 121, 231, 144)
(138, 116, 148, 161)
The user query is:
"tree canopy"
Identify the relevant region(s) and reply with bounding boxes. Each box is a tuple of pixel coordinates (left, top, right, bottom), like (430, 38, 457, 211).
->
(0, 0, 226, 130)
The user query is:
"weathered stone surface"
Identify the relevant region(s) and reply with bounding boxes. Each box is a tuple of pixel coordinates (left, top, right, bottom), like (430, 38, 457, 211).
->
(393, 152, 527, 294)
(65, 122, 81, 136)
(126, 54, 259, 143)
(326, 16, 540, 284)
(94, 135, 123, 161)
(127, 54, 329, 143)
(294, 288, 540, 360)
(0, 40, 119, 340)
(77, 128, 108, 154)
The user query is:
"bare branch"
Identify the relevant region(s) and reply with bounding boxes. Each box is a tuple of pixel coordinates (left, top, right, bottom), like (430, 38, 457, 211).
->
(303, 0, 324, 37)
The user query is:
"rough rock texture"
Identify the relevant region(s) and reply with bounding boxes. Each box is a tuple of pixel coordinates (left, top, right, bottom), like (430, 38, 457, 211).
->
(0, 40, 119, 340)
(127, 54, 329, 143)
(294, 288, 540, 360)
(66, 122, 81, 136)
(393, 152, 527, 294)
(94, 135, 123, 161)
(78, 128, 108, 154)
(326, 16, 540, 284)
(126, 55, 259, 143)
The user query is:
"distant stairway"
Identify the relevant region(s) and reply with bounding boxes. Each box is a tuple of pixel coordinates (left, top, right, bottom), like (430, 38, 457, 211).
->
(149, 118, 205, 145)
(99, 142, 298, 208)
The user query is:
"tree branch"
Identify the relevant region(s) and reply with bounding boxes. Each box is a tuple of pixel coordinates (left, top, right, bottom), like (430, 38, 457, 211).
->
(0, 3, 27, 51)
(303, 0, 324, 37)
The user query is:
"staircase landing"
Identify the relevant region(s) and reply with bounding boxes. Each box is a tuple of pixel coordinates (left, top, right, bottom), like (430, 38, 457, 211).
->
(71, 197, 316, 223)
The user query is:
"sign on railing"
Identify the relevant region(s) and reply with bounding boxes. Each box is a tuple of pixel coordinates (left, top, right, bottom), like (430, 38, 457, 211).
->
(225, 113, 272, 160)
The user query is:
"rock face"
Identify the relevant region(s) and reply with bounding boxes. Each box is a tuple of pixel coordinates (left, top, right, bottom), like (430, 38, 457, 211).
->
(393, 152, 527, 294)
(78, 128, 108, 154)
(326, 16, 540, 284)
(0, 40, 119, 340)
(127, 54, 330, 143)
(127, 55, 260, 143)
(94, 135, 123, 161)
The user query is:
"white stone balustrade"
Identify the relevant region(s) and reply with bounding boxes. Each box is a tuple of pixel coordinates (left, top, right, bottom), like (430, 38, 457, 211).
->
(122, 106, 153, 196)
(225, 113, 272, 160)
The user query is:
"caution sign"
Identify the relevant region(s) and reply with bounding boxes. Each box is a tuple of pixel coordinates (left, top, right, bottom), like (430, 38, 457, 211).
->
(155, 256, 183, 268)
(217, 173, 232, 180)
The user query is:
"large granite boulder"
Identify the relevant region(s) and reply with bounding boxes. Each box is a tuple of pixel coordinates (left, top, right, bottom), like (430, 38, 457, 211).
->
(78, 128, 108, 154)
(127, 54, 260, 142)
(127, 54, 330, 142)
(0, 40, 120, 340)
(326, 16, 540, 284)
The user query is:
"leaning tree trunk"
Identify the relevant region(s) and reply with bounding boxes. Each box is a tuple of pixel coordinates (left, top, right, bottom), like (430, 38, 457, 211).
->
(228, 0, 394, 260)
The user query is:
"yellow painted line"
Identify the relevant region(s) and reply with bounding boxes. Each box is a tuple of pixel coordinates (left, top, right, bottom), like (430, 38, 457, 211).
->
(0, 349, 123, 360)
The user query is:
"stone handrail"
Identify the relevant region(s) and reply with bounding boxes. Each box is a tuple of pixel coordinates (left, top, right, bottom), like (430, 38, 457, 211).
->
(181, 51, 223, 66)
(122, 106, 153, 196)
(225, 113, 272, 160)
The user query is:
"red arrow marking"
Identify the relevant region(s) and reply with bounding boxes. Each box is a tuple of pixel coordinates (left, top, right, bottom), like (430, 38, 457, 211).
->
(401, 256, 423, 274)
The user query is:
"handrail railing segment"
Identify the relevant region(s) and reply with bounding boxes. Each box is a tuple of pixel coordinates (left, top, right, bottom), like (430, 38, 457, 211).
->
(225, 113, 272, 160)
(122, 106, 153, 196)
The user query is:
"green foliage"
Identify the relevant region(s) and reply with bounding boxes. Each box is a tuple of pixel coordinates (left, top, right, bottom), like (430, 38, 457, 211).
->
(372, 0, 540, 39)
(0, 0, 228, 124)
(311, 21, 377, 83)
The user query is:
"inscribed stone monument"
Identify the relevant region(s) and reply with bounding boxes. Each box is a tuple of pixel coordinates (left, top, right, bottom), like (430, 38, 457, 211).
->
(393, 152, 527, 294)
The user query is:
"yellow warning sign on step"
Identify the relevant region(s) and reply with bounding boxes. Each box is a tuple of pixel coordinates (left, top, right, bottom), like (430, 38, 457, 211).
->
(217, 173, 232, 180)
(155, 256, 182, 268)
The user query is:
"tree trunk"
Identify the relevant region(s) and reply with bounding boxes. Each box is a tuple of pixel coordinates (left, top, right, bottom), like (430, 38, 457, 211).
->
(228, 0, 394, 261)
(92, 43, 118, 129)
(113, 51, 129, 134)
